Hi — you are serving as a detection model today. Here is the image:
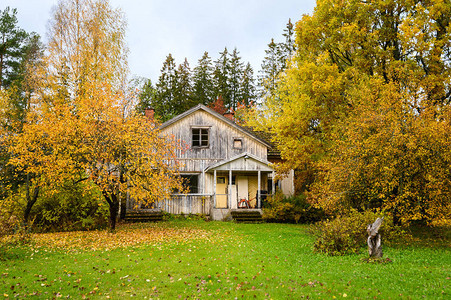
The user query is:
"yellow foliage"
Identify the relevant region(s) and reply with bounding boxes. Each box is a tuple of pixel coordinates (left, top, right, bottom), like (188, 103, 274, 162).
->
(5, 0, 185, 230)
(248, 0, 451, 226)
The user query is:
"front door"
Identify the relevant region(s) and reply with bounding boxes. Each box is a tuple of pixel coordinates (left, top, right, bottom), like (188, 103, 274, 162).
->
(237, 176, 248, 207)
(216, 176, 228, 208)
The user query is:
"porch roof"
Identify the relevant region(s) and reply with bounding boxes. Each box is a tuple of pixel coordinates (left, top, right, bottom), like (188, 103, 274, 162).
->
(204, 152, 274, 173)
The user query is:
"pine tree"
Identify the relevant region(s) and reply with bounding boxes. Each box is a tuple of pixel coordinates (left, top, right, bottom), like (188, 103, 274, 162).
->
(192, 51, 214, 106)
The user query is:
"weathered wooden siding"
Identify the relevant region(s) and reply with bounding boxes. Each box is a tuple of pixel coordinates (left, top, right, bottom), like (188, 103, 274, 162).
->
(127, 194, 212, 215)
(161, 110, 267, 172)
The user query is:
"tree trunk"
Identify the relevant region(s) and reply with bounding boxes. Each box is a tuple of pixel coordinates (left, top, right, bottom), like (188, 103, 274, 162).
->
(367, 217, 384, 258)
(24, 174, 39, 227)
(103, 191, 119, 231)
(119, 192, 127, 220)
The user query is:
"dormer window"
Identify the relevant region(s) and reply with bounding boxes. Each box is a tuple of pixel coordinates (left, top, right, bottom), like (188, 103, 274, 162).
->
(192, 127, 209, 148)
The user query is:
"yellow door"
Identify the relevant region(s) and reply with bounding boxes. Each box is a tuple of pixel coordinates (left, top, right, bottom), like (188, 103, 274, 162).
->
(216, 176, 228, 208)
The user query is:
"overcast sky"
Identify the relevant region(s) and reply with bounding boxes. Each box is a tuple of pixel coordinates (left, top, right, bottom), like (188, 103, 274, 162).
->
(3, 0, 316, 82)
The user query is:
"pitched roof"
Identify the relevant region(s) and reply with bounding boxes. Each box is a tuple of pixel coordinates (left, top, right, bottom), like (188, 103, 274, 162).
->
(204, 152, 274, 172)
(160, 104, 272, 148)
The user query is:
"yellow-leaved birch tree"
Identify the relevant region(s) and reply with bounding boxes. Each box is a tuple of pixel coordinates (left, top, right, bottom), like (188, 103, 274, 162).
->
(8, 0, 184, 230)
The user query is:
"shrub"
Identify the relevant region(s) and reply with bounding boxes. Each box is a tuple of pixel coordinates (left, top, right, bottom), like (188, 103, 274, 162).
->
(31, 183, 108, 232)
(310, 209, 405, 256)
(262, 192, 325, 223)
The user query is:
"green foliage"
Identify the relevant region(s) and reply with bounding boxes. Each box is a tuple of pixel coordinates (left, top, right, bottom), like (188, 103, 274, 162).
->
(263, 192, 324, 224)
(0, 7, 29, 88)
(311, 210, 405, 256)
(30, 183, 108, 232)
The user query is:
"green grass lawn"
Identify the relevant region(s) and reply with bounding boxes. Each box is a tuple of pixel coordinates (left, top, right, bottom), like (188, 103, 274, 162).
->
(0, 219, 449, 299)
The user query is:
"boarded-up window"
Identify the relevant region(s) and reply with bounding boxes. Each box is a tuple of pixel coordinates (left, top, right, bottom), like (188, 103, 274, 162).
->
(192, 128, 209, 147)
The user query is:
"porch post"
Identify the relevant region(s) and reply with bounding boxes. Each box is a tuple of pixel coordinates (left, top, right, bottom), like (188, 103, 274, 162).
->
(229, 169, 232, 209)
(272, 171, 275, 195)
(213, 170, 217, 208)
(257, 170, 261, 208)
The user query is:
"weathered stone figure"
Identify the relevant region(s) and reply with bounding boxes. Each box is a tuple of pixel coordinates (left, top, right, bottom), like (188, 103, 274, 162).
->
(367, 217, 384, 258)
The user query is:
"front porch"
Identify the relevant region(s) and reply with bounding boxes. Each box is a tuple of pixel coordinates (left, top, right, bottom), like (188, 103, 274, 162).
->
(206, 153, 275, 211)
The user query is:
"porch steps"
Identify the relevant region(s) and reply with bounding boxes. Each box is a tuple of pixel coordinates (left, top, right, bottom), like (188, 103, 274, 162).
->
(124, 210, 164, 223)
(231, 210, 264, 223)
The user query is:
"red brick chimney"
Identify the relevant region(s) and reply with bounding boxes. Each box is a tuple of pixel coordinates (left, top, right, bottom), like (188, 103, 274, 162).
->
(223, 110, 234, 121)
(145, 107, 155, 121)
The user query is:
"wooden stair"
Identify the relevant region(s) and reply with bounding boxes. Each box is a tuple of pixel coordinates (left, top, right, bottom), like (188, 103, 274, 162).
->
(231, 210, 263, 223)
(124, 210, 164, 223)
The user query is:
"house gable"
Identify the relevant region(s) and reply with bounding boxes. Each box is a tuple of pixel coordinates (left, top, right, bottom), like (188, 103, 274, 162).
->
(160, 104, 270, 172)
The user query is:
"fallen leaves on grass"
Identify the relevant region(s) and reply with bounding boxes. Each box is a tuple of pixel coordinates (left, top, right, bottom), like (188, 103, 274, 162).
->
(30, 223, 214, 252)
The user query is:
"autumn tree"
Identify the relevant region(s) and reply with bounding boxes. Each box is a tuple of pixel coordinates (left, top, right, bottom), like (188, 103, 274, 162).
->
(249, 0, 451, 226)
(8, 0, 184, 230)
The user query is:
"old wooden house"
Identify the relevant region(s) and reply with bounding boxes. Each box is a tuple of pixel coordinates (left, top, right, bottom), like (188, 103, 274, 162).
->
(127, 104, 294, 221)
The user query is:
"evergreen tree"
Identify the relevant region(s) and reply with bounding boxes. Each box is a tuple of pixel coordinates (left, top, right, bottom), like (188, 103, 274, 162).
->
(229, 48, 244, 110)
(280, 19, 295, 69)
(240, 63, 256, 107)
(155, 54, 177, 121)
(192, 51, 214, 106)
(259, 38, 282, 97)
(213, 47, 231, 108)
(259, 19, 296, 99)
(134, 78, 156, 115)
(0, 7, 29, 89)
(174, 58, 193, 114)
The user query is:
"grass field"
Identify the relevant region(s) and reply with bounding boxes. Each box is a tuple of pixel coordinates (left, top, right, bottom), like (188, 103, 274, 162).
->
(0, 219, 449, 299)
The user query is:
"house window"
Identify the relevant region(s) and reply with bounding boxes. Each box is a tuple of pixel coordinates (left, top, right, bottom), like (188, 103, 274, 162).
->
(233, 138, 243, 149)
(192, 128, 209, 147)
(217, 177, 226, 184)
(181, 174, 199, 193)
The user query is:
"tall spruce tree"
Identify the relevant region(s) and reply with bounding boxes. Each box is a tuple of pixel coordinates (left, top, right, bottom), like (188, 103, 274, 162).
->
(192, 51, 214, 106)
(174, 58, 193, 114)
(0, 7, 29, 89)
(229, 48, 244, 110)
(240, 62, 256, 107)
(213, 47, 231, 108)
(280, 19, 295, 69)
(259, 19, 296, 99)
(135, 78, 156, 115)
(259, 38, 282, 97)
(155, 54, 177, 121)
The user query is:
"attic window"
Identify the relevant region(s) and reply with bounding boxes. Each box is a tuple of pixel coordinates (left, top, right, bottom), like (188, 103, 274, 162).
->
(233, 138, 243, 149)
(192, 128, 209, 147)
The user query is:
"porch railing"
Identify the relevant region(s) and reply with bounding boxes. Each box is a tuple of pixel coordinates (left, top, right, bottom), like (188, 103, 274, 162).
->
(154, 194, 212, 215)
